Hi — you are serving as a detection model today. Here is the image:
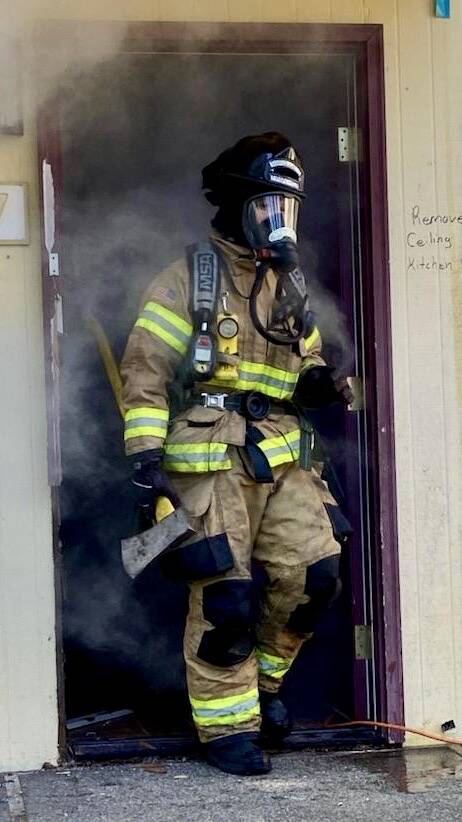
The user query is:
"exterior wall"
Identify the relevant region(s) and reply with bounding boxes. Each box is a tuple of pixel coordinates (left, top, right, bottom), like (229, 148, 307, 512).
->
(0, 104, 58, 768)
(0, 0, 461, 769)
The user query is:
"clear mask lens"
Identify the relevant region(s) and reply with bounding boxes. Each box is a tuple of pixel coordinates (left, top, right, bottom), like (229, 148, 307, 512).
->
(243, 194, 300, 250)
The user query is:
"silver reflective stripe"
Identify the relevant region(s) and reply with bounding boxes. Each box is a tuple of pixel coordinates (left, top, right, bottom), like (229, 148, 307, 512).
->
(261, 443, 292, 459)
(239, 369, 294, 392)
(140, 308, 191, 346)
(258, 659, 288, 673)
(262, 437, 300, 460)
(164, 451, 228, 464)
(125, 417, 168, 431)
(193, 695, 258, 718)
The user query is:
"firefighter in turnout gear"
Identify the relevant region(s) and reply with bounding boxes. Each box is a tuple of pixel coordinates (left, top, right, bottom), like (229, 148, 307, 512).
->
(121, 133, 353, 776)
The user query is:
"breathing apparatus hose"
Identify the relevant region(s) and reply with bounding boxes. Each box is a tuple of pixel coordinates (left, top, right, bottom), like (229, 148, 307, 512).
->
(249, 262, 306, 346)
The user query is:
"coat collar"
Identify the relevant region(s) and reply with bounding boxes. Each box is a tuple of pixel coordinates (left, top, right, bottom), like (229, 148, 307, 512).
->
(209, 233, 257, 287)
(210, 233, 255, 263)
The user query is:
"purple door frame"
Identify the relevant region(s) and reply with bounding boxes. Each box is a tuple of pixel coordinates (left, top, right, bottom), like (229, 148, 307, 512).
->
(38, 21, 403, 748)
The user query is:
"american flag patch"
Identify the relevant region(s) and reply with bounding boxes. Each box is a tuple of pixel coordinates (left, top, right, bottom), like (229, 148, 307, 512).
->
(154, 287, 177, 305)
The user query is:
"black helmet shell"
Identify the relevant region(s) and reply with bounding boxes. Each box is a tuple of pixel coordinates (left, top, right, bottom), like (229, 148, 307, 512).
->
(202, 132, 305, 206)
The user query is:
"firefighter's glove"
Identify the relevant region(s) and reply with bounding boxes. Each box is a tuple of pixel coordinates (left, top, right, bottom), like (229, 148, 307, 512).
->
(294, 366, 354, 409)
(130, 450, 181, 519)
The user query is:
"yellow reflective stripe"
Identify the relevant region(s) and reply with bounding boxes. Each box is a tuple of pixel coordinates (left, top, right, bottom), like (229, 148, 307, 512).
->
(124, 406, 169, 441)
(190, 688, 259, 711)
(209, 360, 298, 399)
(124, 425, 167, 441)
(235, 379, 293, 400)
(303, 326, 321, 353)
(260, 430, 299, 450)
(239, 360, 298, 384)
(190, 688, 260, 727)
(256, 649, 294, 680)
(125, 407, 169, 422)
(193, 706, 260, 727)
(261, 669, 286, 680)
(136, 301, 192, 355)
(258, 428, 300, 466)
(163, 441, 232, 472)
(136, 317, 188, 355)
(144, 301, 192, 336)
(163, 429, 301, 471)
(163, 460, 232, 473)
(238, 361, 298, 400)
(256, 650, 289, 666)
(165, 442, 228, 455)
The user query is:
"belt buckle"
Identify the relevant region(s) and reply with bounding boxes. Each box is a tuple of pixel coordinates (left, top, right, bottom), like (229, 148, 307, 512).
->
(201, 392, 228, 410)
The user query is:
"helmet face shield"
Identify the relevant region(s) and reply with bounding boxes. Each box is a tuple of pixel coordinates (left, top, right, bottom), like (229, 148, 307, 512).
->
(242, 193, 300, 251)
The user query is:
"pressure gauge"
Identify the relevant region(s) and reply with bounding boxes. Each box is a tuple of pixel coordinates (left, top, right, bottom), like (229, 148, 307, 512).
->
(217, 316, 239, 339)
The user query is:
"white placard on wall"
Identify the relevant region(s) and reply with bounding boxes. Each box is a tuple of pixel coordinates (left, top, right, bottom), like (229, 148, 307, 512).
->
(0, 184, 29, 245)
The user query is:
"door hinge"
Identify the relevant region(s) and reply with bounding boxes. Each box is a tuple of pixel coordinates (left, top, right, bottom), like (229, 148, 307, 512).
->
(355, 625, 372, 660)
(49, 252, 59, 276)
(337, 127, 359, 162)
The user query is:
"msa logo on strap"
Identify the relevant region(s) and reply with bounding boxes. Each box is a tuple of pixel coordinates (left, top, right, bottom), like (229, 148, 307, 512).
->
(193, 246, 219, 312)
(198, 253, 215, 289)
(187, 242, 220, 381)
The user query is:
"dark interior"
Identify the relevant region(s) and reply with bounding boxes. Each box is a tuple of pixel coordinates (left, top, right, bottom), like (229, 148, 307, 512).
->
(58, 51, 362, 739)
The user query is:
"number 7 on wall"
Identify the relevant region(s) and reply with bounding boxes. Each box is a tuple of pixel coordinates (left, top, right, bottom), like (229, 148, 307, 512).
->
(0, 192, 7, 219)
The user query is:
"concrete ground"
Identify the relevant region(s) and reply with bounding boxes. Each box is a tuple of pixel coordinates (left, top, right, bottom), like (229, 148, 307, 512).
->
(1, 747, 462, 821)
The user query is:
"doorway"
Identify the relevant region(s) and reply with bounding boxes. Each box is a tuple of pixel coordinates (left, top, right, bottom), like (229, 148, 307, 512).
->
(38, 22, 401, 757)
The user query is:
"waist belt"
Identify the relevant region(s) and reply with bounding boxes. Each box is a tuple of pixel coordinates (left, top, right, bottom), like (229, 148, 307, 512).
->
(189, 390, 294, 421)
(184, 390, 312, 480)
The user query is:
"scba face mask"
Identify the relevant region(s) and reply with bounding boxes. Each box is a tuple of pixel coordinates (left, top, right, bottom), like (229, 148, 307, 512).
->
(203, 136, 313, 345)
(242, 147, 304, 271)
(242, 193, 300, 273)
(242, 150, 311, 346)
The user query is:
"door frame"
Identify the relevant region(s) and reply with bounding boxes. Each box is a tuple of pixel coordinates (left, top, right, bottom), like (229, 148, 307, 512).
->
(37, 20, 403, 754)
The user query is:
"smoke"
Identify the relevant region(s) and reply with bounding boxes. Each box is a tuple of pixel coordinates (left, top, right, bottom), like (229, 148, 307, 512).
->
(2, 12, 358, 717)
(1, 4, 129, 114)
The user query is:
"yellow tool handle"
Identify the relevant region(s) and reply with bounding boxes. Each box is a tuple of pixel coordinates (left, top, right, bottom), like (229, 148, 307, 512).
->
(88, 318, 176, 528)
(87, 317, 125, 419)
(155, 496, 175, 522)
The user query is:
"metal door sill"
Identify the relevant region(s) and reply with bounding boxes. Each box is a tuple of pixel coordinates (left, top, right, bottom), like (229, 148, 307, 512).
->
(68, 727, 386, 762)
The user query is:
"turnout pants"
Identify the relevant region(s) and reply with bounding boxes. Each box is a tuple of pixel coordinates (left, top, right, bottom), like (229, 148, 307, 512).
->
(168, 449, 343, 743)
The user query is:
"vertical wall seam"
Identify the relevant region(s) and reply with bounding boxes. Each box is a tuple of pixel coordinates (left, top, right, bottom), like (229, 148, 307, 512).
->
(395, 0, 425, 723)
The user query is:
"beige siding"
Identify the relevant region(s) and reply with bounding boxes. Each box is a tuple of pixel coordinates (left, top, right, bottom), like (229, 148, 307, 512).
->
(0, 128, 58, 770)
(1, 0, 462, 769)
(370, 0, 462, 744)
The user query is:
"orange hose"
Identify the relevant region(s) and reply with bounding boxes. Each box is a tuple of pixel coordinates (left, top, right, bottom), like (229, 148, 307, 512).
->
(325, 719, 462, 746)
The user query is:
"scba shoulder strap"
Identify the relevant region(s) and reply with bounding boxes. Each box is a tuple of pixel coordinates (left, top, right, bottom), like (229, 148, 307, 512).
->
(188, 242, 221, 317)
(185, 241, 221, 382)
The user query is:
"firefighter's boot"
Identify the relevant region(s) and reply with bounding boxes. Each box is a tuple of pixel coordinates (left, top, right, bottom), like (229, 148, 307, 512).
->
(204, 732, 272, 776)
(259, 691, 292, 744)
